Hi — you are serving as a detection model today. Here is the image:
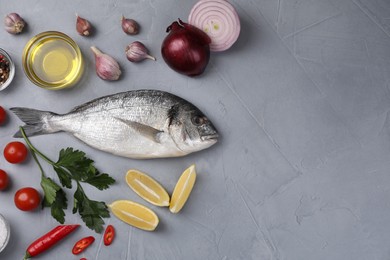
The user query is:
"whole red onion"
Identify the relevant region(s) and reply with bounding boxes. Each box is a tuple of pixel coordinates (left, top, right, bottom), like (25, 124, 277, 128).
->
(161, 19, 211, 77)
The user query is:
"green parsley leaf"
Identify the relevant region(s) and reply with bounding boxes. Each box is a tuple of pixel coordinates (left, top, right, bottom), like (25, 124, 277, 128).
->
(41, 176, 61, 205)
(50, 189, 68, 224)
(53, 166, 73, 189)
(57, 148, 92, 167)
(56, 148, 94, 181)
(85, 173, 116, 190)
(40, 176, 68, 224)
(20, 127, 115, 233)
(73, 184, 110, 233)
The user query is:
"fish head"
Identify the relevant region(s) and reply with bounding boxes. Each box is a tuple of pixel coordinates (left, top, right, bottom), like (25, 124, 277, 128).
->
(168, 104, 219, 154)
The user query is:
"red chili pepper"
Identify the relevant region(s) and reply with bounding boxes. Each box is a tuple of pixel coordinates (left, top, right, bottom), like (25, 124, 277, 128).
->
(24, 224, 79, 259)
(103, 225, 115, 246)
(72, 236, 95, 255)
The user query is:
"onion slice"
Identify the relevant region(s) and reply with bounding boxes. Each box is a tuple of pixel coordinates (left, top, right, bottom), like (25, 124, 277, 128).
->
(189, 0, 240, 52)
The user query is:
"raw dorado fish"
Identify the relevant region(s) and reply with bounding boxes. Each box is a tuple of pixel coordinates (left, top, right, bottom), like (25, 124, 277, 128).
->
(11, 90, 219, 159)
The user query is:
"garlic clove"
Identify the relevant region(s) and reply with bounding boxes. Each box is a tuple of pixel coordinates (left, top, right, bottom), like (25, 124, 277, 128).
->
(76, 14, 92, 36)
(4, 13, 26, 34)
(121, 15, 139, 35)
(91, 46, 122, 81)
(125, 41, 156, 63)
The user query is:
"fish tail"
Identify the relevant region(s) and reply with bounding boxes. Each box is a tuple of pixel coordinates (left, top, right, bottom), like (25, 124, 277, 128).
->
(10, 107, 58, 137)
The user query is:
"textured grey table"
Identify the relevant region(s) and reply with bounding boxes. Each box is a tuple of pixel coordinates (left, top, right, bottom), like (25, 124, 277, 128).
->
(1, 0, 390, 259)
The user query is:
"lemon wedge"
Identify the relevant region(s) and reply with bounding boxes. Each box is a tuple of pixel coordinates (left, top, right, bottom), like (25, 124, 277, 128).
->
(169, 164, 197, 214)
(125, 169, 170, 207)
(109, 200, 159, 231)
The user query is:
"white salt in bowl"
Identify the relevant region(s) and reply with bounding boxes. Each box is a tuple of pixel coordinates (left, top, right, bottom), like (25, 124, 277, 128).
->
(0, 214, 10, 252)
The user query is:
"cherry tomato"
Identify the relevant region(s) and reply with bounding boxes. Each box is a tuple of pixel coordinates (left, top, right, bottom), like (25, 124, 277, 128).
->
(4, 141, 28, 164)
(0, 169, 9, 190)
(0, 106, 6, 125)
(72, 236, 95, 255)
(14, 187, 41, 211)
(103, 225, 115, 246)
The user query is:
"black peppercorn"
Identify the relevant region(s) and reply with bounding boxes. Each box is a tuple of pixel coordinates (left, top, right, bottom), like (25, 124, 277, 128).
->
(0, 55, 10, 85)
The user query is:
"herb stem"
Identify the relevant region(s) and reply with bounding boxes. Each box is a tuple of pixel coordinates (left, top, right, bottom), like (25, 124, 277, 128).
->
(19, 126, 114, 232)
(20, 127, 56, 165)
(30, 149, 46, 178)
(76, 181, 83, 191)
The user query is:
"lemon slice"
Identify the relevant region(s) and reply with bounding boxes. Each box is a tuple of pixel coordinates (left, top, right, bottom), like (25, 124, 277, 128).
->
(125, 169, 170, 207)
(169, 164, 197, 213)
(109, 200, 159, 231)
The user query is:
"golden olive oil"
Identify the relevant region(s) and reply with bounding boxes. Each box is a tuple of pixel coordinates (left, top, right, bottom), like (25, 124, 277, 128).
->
(23, 31, 84, 89)
(31, 38, 81, 84)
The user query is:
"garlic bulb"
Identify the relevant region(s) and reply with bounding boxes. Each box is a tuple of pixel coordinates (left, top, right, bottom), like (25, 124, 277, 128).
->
(121, 16, 139, 35)
(125, 41, 156, 62)
(4, 13, 26, 34)
(76, 14, 92, 36)
(91, 46, 121, 81)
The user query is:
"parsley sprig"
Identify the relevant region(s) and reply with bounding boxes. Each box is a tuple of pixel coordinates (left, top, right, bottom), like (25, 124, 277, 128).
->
(20, 127, 115, 233)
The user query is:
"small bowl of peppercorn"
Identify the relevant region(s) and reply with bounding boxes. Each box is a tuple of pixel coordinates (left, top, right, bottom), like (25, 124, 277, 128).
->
(0, 48, 15, 91)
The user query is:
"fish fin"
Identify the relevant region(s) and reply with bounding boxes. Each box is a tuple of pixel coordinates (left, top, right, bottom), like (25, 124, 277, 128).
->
(10, 107, 57, 137)
(115, 118, 164, 143)
(167, 104, 180, 126)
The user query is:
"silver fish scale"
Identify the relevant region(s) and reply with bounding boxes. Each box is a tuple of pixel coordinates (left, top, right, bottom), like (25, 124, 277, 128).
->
(69, 90, 189, 129)
(11, 89, 218, 159)
(72, 90, 186, 113)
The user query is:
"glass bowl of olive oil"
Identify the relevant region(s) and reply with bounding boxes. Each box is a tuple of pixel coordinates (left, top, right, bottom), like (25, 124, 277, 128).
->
(22, 31, 84, 90)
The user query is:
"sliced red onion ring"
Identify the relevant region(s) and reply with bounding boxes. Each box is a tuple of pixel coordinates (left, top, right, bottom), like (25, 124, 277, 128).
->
(189, 0, 240, 52)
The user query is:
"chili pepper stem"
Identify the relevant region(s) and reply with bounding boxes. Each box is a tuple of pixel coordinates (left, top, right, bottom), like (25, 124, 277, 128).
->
(23, 252, 31, 259)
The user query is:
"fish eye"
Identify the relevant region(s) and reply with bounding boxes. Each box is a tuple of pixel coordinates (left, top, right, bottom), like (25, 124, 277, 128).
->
(192, 116, 205, 126)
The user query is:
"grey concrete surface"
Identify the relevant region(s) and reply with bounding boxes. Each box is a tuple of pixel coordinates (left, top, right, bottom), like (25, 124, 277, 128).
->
(1, 0, 390, 259)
